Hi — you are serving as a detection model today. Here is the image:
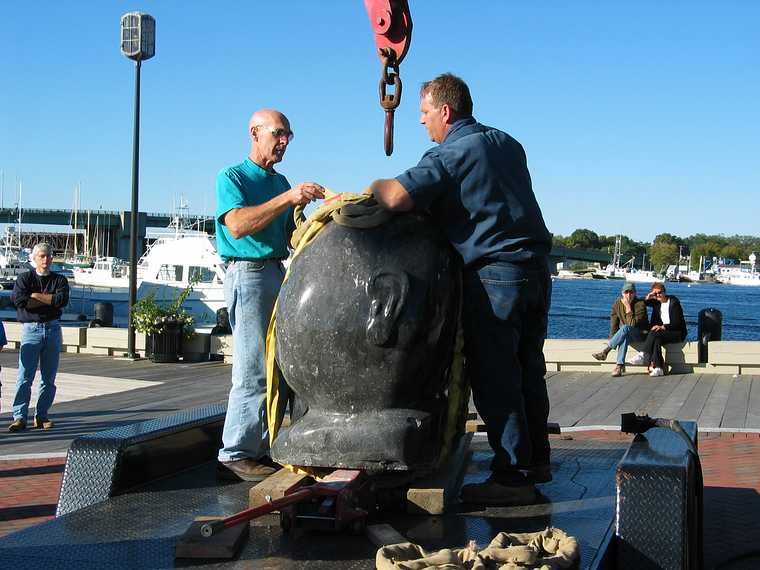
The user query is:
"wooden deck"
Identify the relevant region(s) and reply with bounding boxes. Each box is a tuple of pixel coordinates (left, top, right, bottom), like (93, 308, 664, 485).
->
(1, 351, 759, 458)
(0, 351, 231, 457)
(546, 370, 760, 431)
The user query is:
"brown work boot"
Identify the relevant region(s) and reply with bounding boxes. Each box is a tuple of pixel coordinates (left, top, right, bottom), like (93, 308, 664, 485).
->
(217, 457, 281, 482)
(460, 478, 537, 506)
(33, 417, 55, 430)
(8, 419, 27, 432)
(612, 364, 624, 377)
(592, 346, 611, 361)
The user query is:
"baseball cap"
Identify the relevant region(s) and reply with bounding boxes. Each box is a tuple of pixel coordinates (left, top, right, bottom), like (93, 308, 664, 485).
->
(621, 282, 636, 293)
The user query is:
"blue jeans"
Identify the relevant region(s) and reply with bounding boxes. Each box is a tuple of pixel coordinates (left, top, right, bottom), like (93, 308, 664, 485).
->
(608, 325, 643, 365)
(218, 259, 286, 462)
(462, 259, 552, 485)
(13, 321, 62, 421)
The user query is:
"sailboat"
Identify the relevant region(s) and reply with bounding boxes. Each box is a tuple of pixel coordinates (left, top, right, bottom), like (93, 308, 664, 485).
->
(63, 183, 91, 268)
(0, 182, 32, 278)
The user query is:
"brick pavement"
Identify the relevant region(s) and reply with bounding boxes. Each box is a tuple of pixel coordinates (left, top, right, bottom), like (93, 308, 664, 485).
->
(2, 432, 760, 568)
(0, 456, 65, 537)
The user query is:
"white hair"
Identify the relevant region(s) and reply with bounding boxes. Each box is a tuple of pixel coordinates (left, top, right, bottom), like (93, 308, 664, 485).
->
(32, 242, 53, 257)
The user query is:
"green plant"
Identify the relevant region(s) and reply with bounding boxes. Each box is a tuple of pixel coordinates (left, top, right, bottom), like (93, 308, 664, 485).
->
(130, 285, 195, 339)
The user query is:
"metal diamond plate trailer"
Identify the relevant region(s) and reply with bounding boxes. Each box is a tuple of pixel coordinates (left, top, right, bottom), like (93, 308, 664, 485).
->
(0, 407, 700, 569)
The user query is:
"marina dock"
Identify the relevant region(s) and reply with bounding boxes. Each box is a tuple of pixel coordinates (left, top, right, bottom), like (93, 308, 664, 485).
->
(1, 352, 760, 567)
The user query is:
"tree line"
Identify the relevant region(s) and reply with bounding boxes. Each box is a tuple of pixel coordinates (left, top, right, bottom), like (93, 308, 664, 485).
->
(552, 229, 760, 272)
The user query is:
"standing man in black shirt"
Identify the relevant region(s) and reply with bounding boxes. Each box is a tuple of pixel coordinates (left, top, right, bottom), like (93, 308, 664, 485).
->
(8, 243, 69, 432)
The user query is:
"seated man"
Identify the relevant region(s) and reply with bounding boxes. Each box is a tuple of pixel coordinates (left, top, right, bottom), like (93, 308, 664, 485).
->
(592, 282, 649, 377)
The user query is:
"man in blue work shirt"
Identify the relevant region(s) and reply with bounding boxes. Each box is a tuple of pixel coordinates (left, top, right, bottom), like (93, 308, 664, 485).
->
(368, 74, 553, 505)
(215, 108, 324, 481)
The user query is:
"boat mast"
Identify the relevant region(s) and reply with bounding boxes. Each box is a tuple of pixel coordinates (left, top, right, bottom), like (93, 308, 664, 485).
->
(74, 182, 80, 256)
(86, 209, 91, 257)
(17, 180, 22, 252)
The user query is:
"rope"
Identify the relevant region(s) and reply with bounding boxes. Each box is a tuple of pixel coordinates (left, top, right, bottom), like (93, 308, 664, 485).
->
(376, 527, 580, 570)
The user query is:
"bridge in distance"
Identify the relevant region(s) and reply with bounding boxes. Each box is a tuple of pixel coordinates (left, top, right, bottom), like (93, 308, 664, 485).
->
(0, 207, 610, 268)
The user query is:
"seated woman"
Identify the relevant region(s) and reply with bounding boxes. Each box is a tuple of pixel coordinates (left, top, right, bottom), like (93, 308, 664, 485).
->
(629, 282, 687, 376)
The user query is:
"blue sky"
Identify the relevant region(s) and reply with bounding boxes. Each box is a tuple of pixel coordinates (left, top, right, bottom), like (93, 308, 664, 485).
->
(1, 1, 757, 242)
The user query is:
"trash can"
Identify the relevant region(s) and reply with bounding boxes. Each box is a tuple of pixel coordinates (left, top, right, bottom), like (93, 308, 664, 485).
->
(149, 322, 183, 363)
(697, 308, 722, 363)
(92, 301, 114, 327)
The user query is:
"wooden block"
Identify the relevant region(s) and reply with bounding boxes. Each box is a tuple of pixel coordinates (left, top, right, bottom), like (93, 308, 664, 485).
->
(406, 433, 473, 515)
(174, 517, 249, 559)
(249, 468, 311, 508)
(365, 523, 407, 548)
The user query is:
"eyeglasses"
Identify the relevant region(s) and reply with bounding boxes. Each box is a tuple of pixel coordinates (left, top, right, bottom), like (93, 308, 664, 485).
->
(256, 125, 294, 142)
(652, 290, 665, 297)
(623, 290, 635, 294)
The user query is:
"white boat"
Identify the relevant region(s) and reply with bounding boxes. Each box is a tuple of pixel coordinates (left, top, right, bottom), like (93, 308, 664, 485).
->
(73, 256, 129, 287)
(594, 237, 662, 283)
(555, 269, 597, 280)
(621, 268, 661, 283)
(71, 213, 227, 324)
(716, 253, 760, 286)
(136, 232, 226, 322)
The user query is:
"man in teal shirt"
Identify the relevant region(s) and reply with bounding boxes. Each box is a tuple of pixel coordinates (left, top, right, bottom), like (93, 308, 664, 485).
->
(215, 108, 324, 481)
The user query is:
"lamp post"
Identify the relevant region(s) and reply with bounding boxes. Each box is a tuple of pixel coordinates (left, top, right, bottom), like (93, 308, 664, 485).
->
(121, 12, 155, 359)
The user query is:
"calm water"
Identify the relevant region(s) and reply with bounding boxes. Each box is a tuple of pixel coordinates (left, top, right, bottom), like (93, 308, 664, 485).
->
(19, 277, 759, 341)
(549, 279, 760, 341)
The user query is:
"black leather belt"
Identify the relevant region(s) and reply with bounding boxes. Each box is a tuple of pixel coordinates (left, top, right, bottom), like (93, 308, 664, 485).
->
(225, 257, 284, 263)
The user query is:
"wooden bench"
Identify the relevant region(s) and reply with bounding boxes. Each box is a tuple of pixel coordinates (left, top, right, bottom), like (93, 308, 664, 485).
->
(3, 321, 87, 353)
(543, 339, 699, 374)
(82, 326, 148, 357)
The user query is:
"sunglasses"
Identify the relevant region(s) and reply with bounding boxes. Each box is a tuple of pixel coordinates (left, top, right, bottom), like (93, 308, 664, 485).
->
(256, 125, 294, 142)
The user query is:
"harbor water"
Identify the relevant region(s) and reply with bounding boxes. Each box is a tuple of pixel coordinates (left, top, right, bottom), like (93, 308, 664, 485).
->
(549, 279, 760, 341)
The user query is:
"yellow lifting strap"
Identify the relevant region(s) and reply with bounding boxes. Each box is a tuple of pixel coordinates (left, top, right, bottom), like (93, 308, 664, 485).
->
(265, 191, 468, 478)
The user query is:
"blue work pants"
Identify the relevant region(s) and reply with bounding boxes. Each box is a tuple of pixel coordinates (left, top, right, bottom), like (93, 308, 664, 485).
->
(218, 260, 285, 462)
(13, 321, 62, 421)
(462, 259, 552, 485)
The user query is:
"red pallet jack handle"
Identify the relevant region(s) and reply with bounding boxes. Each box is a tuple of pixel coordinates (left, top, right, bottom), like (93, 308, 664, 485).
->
(200, 486, 315, 537)
(200, 469, 364, 538)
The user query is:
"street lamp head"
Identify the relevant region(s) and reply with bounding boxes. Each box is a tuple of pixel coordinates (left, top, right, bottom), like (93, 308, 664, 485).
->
(120, 12, 155, 62)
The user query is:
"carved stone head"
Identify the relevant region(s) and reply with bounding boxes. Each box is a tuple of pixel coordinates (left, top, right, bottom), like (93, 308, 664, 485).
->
(272, 213, 461, 471)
